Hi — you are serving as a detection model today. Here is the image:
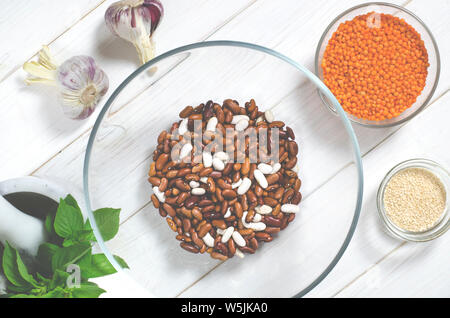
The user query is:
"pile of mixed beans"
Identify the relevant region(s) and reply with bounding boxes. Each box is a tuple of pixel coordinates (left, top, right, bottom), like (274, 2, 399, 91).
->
(148, 99, 302, 260)
(322, 12, 429, 121)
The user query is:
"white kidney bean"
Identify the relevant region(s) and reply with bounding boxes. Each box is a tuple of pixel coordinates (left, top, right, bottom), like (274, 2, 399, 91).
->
(281, 204, 300, 213)
(264, 110, 274, 123)
(241, 212, 266, 231)
(235, 248, 245, 258)
(237, 177, 251, 195)
(178, 118, 188, 135)
(231, 115, 250, 124)
(191, 188, 206, 196)
(216, 228, 226, 235)
(189, 181, 200, 188)
(212, 157, 225, 171)
(221, 226, 234, 243)
(257, 163, 273, 174)
(213, 151, 229, 161)
(200, 177, 208, 183)
(253, 169, 268, 189)
(248, 222, 266, 231)
(224, 208, 231, 218)
(152, 186, 166, 203)
(255, 116, 264, 124)
(202, 152, 212, 168)
(232, 231, 246, 247)
(206, 116, 218, 132)
(179, 143, 193, 159)
(202, 233, 214, 247)
(255, 205, 272, 215)
(231, 178, 243, 189)
(271, 162, 281, 174)
(235, 119, 249, 132)
(253, 213, 262, 222)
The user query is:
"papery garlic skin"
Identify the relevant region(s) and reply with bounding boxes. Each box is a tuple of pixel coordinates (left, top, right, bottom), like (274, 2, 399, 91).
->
(58, 56, 109, 119)
(23, 47, 109, 120)
(105, 0, 164, 65)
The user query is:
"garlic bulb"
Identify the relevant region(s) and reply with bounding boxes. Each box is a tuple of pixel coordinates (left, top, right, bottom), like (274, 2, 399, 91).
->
(105, 0, 164, 65)
(23, 46, 109, 120)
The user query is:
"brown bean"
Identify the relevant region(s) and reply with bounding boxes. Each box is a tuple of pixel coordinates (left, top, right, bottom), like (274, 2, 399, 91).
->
(269, 121, 285, 128)
(286, 126, 295, 140)
(148, 176, 161, 187)
(222, 189, 237, 200)
(249, 237, 258, 250)
(273, 187, 284, 199)
(198, 199, 213, 207)
(148, 162, 156, 177)
(185, 174, 200, 182)
(272, 204, 281, 217)
(180, 207, 192, 218)
(198, 223, 212, 237)
(166, 218, 177, 232)
(255, 232, 273, 242)
(163, 203, 176, 217)
(241, 157, 250, 175)
(151, 194, 160, 209)
(175, 179, 190, 191)
(184, 196, 199, 209)
(263, 197, 278, 207)
(294, 178, 301, 192)
(182, 219, 191, 232)
(202, 205, 215, 213)
(288, 141, 298, 156)
(265, 226, 280, 234)
(156, 153, 169, 170)
(266, 173, 280, 185)
(246, 190, 257, 203)
(191, 164, 204, 173)
(223, 163, 233, 176)
(228, 238, 236, 256)
(254, 185, 263, 197)
(209, 171, 222, 179)
(179, 106, 194, 118)
(211, 252, 228, 260)
(212, 219, 226, 229)
(192, 207, 202, 220)
(223, 99, 240, 114)
(234, 202, 243, 218)
(291, 191, 302, 204)
(246, 209, 255, 223)
(206, 177, 216, 193)
(158, 177, 168, 192)
(200, 167, 213, 177)
(176, 192, 189, 205)
(239, 246, 255, 254)
(180, 242, 199, 254)
(217, 178, 231, 190)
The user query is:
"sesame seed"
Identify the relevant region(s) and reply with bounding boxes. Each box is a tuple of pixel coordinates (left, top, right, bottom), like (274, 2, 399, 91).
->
(383, 168, 446, 232)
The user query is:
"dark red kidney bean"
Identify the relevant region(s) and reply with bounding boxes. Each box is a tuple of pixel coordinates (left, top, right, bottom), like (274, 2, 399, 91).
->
(291, 191, 302, 204)
(209, 171, 222, 179)
(264, 216, 282, 227)
(180, 242, 199, 254)
(184, 196, 200, 208)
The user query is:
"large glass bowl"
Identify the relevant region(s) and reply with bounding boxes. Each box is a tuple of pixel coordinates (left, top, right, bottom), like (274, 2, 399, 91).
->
(83, 41, 364, 297)
(315, 2, 440, 128)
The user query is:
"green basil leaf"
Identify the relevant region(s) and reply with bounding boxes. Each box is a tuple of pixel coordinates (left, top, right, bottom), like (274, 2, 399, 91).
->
(2, 242, 31, 288)
(48, 269, 70, 290)
(70, 282, 105, 298)
(9, 293, 38, 298)
(51, 243, 91, 272)
(63, 194, 81, 211)
(36, 243, 59, 275)
(40, 287, 68, 298)
(15, 250, 39, 287)
(54, 198, 84, 239)
(93, 208, 121, 241)
(78, 254, 128, 279)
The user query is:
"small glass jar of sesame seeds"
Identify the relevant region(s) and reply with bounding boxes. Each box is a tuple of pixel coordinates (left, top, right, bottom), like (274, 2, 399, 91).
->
(377, 158, 449, 242)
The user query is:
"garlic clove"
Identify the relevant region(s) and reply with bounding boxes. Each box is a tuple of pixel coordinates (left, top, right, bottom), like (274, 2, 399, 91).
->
(105, 0, 164, 65)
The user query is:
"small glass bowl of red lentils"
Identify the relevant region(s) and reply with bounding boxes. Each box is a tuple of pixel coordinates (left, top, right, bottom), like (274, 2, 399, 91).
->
(315, 2, 440, 127)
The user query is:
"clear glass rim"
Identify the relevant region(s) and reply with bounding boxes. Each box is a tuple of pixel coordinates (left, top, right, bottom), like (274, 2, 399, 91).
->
(314, 1, 441, 128)
(83, 40, 364, 297)
(377, 158, 450, 242)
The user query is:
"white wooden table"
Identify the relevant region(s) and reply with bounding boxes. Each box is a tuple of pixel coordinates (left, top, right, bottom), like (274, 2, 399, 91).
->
(1, 0, 448, 298)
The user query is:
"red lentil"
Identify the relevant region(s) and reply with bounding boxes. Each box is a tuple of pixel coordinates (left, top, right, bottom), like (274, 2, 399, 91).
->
(322, 12, 429, 121)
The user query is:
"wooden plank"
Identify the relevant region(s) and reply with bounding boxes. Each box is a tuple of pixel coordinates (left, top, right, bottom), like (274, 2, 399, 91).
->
(307, 90, 450, 297)
(0, 0, 104, 82)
